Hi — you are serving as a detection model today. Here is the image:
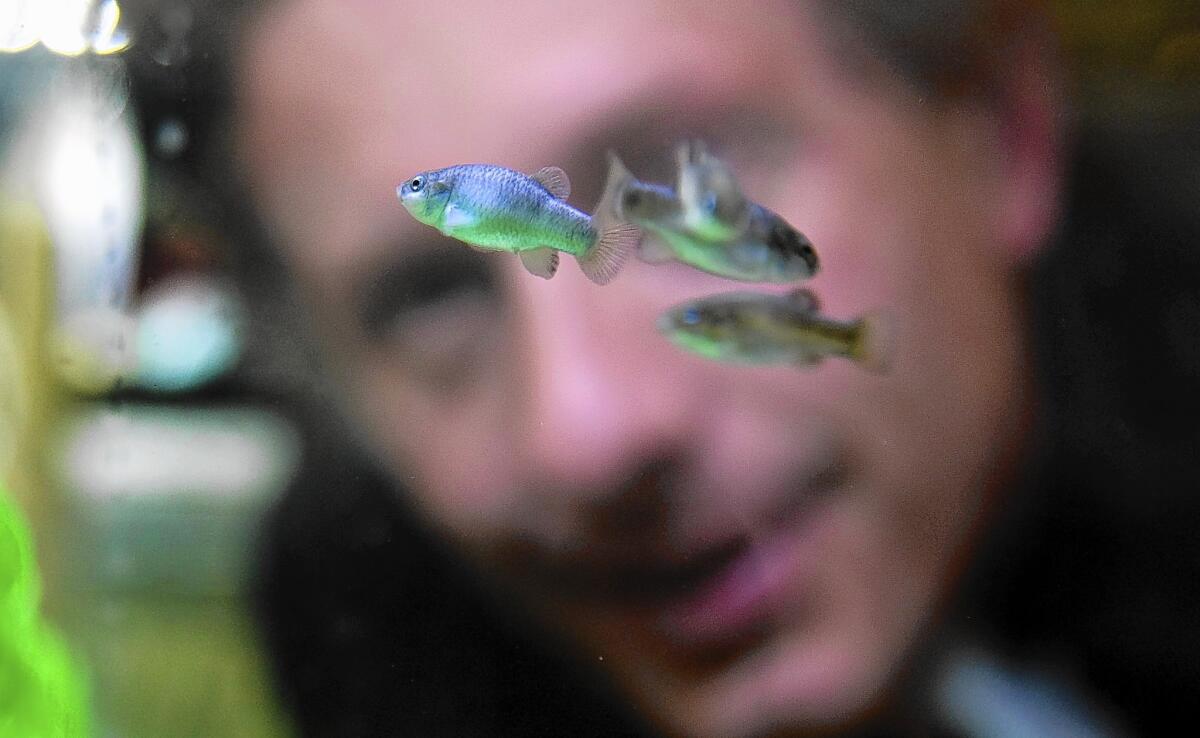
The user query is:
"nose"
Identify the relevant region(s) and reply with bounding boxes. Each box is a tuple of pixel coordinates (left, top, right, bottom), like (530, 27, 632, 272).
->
(505, 262, 697, 505)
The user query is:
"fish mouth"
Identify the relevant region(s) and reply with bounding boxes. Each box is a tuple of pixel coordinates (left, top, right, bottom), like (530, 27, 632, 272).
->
(655, 311, 680, 334)
(770, 223, 819, 276)
(799, 238, 819, 275)
(782, 229, 818, 275)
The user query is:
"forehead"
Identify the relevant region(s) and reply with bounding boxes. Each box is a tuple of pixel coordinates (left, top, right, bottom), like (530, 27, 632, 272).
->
(238, 0, 846, 283)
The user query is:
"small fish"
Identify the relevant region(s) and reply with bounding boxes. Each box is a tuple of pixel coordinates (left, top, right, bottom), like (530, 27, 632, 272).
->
(656, 289, 890, 372)
(397, 164, 639, 285)
(604, 146, 818, 283)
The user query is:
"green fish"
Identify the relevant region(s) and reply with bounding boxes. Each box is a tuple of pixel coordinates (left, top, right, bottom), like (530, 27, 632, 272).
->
(605, 145, 818, 283)
(657, 289, 890, 372)
(397, 163, 639, 285)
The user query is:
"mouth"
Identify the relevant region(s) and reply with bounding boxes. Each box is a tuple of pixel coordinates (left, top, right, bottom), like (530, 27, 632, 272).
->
(652, 504, 830, 646)
(512, 455, 848, 648)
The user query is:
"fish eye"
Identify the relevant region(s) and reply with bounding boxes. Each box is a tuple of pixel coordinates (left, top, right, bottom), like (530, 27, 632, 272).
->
(410, 176, 425, 192)
(681, 307, 702, 326)
(702, 192, 718, 215)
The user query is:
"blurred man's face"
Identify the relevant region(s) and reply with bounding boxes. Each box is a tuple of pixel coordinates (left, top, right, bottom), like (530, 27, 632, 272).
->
(241, 0, 1033, 734)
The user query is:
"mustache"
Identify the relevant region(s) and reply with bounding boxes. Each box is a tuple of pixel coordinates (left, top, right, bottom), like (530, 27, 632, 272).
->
(494, 450, 850, 607)
(509, 455, 688, 563)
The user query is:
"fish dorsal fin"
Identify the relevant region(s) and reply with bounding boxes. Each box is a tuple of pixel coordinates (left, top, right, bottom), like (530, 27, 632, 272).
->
(531, 166, 571, 199)
(673, 140, 701, 192)
(581, 152, 641, 284)
(673, 142, 690, 191)
(519, 246, 560, 279)
(600, 151, 635, 220)
(675, 139, 707, 168)
(787, 288, 820, 313)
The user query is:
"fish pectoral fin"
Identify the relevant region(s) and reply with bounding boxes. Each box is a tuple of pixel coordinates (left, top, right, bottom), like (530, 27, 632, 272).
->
(531, 167, 571, 199)
(441, 203, 478, 233)
(637, 235, 676, 264)
(786, 287, 821, 313)
(519, 247, 560, 280)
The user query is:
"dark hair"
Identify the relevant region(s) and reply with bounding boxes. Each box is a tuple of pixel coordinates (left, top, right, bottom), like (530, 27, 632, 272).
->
(814, 8, 1200, 734)
(251, 410, 652, 736)
(956, 121, 1200, 736)
(813, 0, 1048, 101)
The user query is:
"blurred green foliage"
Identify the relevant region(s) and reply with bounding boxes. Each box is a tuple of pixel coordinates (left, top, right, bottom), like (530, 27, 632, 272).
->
(0, 484, 89, 738)
(73, 594, 291, 738)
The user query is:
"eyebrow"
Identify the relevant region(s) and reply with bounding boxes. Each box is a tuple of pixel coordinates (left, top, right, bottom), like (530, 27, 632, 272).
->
(560, 98, 796, 205)
(353, 240, 494, 340)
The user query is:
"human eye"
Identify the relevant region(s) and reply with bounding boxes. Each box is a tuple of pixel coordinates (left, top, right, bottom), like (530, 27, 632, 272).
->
(355, 246, 500, 387)
(705, 118, 804, 188)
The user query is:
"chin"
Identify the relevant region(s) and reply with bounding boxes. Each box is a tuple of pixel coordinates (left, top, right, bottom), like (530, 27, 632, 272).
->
(648, 633, 899, 738)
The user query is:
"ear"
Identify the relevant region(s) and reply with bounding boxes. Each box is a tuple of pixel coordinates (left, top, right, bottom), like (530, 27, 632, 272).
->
(990, 31, 1067, 262)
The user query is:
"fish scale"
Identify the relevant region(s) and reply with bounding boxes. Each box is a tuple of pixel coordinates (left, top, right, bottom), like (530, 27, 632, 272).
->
(442, 165, 594, 255)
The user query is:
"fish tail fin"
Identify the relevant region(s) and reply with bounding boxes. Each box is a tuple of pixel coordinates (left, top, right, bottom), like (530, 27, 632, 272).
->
(579, 152, 641, 285)
(578, 223, 639, 285)
(598, 150, 635, 222)
(850, 312, 893, 374)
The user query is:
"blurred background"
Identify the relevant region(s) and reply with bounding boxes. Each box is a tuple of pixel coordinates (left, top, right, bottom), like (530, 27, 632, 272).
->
(0, 0, 1196, 735)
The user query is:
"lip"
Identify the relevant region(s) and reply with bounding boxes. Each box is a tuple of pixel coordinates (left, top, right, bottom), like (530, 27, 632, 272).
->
(511, 537, 750, 608)
(653, 507, 826, 646)
(510, 455, 846, 649)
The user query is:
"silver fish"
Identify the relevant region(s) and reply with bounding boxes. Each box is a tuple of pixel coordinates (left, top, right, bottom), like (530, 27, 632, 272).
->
(398, 164, 639, 284)
(603, 145, 818, 283)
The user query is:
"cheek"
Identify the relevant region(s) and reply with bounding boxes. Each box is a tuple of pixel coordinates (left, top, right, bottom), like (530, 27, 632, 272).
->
(754, 107, 1026, 637)
(776, 135, 928, 311)
(349, 355, 524, 545)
